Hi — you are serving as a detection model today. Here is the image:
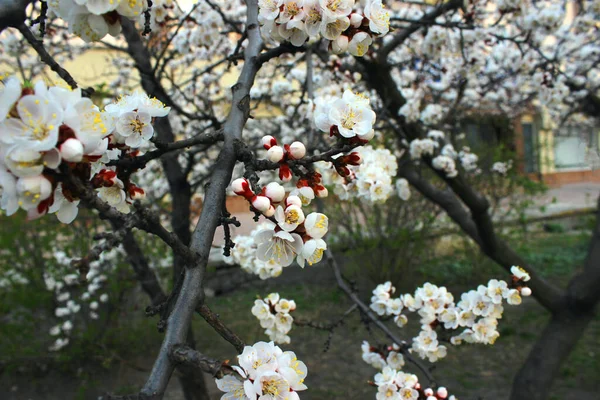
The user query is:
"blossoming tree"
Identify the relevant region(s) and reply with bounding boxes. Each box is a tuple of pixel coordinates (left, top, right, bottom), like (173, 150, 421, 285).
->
(0, 0, 598, 400)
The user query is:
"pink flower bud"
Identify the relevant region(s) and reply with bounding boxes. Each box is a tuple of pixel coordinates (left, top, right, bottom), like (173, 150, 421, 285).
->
(262, 135, 277, 150)
(60, 138, 84, 162)
(264, 205, 276, 217)
(350, 13, 363, 28)
(128, 185, 146, 200)
(520, 287, 532, 297)
(315, 185, 328, 198)
(268, 146, 285, 163)
(437, 387, 448, 399)
(265, 182, 285, 203)
(289, 141, 306, 159)
(251, 195, 271, 212)
(286, 195, 302, 208)
(424, 388, 434, 396)
(279, 164, 293, 182)
(231, 178, 251, 196)
(332, 35, 349, 54)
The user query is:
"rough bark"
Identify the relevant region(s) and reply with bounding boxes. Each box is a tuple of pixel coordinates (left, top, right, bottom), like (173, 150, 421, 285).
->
(511, 199, 600, 400)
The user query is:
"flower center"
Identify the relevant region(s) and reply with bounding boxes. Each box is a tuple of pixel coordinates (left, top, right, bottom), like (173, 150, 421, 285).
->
(263, 379, 279, 396)
(285, 209, 300, 224)
(130, 117, 146, 134)
(341, 108, 356, 129)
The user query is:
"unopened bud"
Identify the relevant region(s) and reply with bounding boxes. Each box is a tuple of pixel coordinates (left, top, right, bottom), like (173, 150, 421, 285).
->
(60, 138, 84, 162)
(279, 164, 293, 182)
(264, 205, 276, 217)
(286, 195, 302, 208)
(128, 185, 146, 200)
(520, 287, 532, 297)
(315, 185, 328, 198)
(424, 388, 434, 397)
(231, 178, 250, 196)
(289, 141, 306, 159)
(251, 195, 271, 212)
(265, 182, 286, 203)
(346, 152, 362, 166)
(437, 387, 448, 399)
(349, 13, 363, 28)
(332, 35, 349, 54)
(268, 145, 285, 163)
(262, 135, 277, 150)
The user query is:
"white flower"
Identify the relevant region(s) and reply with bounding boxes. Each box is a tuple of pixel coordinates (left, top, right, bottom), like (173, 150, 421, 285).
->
(320, 0, 354, 18)
(0, 76, 21, 122)
(115, 111, 154, 148)
(348, 32, 372, 57)
(274, 204, 305, 232)
(364, 0, 390, 36)
(304, 212, 328, 239)
(259, 0, 283, 21)
(16, 175, 52, 211)
(238, 341, 282, 380)
(247, 371, 290, 400)
(48, 184, 80, 224)
(320, 15, 350, 40)
(277, 351, 307, 391)
(328, 90, 376, 138)
(252, 299, 272, 320)
(376, 385, 400, 400)
(396, 178, 411, 200)
(511, 266, 531, 281)
(97, 176, 130, 214)
(296, 238, 326, 267)
(255, 228, 303, 267)
(3, 95, 62, 151)
(215, 375, 248, 400)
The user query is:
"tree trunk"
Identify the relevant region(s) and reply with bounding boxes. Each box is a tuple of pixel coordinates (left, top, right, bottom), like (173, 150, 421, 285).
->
(510, 307, 594, 400)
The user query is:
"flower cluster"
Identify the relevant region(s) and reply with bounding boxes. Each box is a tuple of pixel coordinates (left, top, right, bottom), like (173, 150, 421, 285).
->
(368, 266, 532, 363)
(252, 293, 297, 344)
(373, 366, 456, 400)
(0, 77, 169, 222)
(361, 341, 405, 370)
(215, 341, 307, 400)
(491, 160, 513, 175)
(325, 145, 398, 203)
(46, 248, 117, 351)
(408, 131, 481, 178)
(224, 222, 286, 279)
(313, 90, 376, 141)
(258, 0, 390, 56)
(47, 0, 150, 42)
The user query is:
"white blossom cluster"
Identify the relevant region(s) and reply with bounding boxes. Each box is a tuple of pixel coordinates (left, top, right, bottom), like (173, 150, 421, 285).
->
(361, 341, 405, 370)
(313, 90, 376, 141)
(215, 341, 307, 400)
(46, 0, 150, 42)
(224, 222, 285, 279)
(408, 131, 482, 179)
(251, 293, 297, 344)
(373, 366, 456, 400)
(368, 266, 532, 363)
(491, 160, 513, 176)
(258, 0, 390, 55)
(46, 249, 118, 351)
(0, 76, 170, 223)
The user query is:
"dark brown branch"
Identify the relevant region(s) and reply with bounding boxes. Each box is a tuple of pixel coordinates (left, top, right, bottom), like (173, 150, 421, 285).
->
(325, 251, 436, 385)
(196, 304, 246, 353)
(169, 345, 234, 378)
(17, 22, 79, 90)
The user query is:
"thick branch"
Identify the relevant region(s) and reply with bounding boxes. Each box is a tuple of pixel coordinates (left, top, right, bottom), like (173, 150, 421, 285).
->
(139, 2, 263, 397)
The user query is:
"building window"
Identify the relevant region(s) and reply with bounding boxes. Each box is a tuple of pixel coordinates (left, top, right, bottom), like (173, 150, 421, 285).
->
(554, 125, 600, 170)
(522, 122, 538, 173)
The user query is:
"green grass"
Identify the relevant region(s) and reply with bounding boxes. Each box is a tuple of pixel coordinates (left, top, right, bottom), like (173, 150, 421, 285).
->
(0, 217, 597, 399)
